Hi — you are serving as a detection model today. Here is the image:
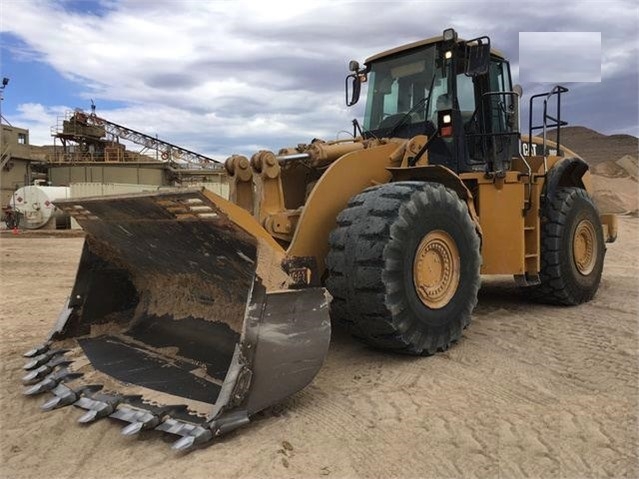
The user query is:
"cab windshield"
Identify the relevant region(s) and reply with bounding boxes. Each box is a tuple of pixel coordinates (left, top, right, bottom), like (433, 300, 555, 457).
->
(363, 45, 446, 137)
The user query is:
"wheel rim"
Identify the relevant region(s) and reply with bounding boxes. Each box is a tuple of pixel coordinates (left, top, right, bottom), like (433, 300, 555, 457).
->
(413, 230, 460, 309)
(573, 219, 597, 275)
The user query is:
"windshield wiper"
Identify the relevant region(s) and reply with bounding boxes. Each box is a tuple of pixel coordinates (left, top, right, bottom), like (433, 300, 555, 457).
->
(386, 72, 438, 138)
(386, 96, 428, 138)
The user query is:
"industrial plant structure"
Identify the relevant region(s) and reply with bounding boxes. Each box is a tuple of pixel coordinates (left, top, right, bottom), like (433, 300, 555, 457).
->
(1, 109, 228, 229)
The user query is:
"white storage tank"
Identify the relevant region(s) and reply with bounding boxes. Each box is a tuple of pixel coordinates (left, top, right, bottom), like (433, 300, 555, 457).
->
(10, 185, 71, 229)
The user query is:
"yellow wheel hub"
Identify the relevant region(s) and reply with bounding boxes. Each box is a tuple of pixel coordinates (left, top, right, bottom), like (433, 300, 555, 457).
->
(573, 219, 597, 275)
(413, 230, 460, 309)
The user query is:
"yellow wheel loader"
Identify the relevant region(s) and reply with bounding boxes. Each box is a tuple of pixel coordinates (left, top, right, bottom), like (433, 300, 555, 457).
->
(21, 28, 617, 451)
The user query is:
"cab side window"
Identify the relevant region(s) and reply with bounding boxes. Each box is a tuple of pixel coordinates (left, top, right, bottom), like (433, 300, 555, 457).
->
(488, 60, 513, 134)
(456, 73, 476, 126)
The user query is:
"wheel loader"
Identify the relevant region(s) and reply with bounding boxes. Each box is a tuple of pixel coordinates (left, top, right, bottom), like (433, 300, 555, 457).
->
(21, 28, 617, 451)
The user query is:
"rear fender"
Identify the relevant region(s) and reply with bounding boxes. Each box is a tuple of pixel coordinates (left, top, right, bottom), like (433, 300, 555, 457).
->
(543, 156, 591, 203)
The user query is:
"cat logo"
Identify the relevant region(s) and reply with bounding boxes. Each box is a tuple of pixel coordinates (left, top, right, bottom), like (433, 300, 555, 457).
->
(521, 142, 538, 156)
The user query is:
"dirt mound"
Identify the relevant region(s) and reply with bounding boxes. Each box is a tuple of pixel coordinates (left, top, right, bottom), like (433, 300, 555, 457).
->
(546, 126, 638, 166)
(592, 161, 628, 178)
(592, 185, 637, 214)
(592, 155, 639, 180)
(544, 126, 639, 215)
(592, 167, 639, 215)
(617, 155, 639, 180)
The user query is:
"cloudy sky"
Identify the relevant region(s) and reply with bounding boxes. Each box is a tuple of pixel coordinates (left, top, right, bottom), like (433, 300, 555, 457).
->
(519, 32, 602, 83)
(0, 0, 637, 160)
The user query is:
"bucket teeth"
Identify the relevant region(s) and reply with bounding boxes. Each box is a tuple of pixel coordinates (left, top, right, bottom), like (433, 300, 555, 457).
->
(24, 370, 83, 396)
(22, 366, 51, 385)
(23, 349, 69, 370)
(75, 398, 113, 423)
(41, 384, 103, 411)
(19, 348, 216, 453)
(22, 358, 72, 385)
(41, 384, 78, 411)
(23, 343, 51, 358)
(172, 435, 200, 452)
(111, 404, 188, 436)
(74, 393, 140, 424)
(111, 407, 162, 436)
(77, 409, 100, 424)
(121, 421, 146, 436)
(156, 419, 213, 451)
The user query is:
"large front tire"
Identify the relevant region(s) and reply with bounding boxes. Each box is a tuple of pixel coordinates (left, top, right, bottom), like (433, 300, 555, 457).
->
(326, 181, 481, 355)
(530, 187, 605, 305)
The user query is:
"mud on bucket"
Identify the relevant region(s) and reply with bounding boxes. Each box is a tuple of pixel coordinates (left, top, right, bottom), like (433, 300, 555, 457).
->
(27, 188, 330, 450)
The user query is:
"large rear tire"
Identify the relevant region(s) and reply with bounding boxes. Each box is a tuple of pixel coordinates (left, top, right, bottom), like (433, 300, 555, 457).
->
(529, 187, 605, 305)
(326, 181, 481, 355)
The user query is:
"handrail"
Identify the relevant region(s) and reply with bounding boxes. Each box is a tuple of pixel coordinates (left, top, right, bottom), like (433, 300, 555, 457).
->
(0, 143, 11, 169)
(465, 90, 524, 176)
(528, 85, 569, 174)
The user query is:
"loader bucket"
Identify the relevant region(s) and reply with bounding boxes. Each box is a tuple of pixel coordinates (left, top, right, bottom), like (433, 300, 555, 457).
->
(21, 188, 330, 451)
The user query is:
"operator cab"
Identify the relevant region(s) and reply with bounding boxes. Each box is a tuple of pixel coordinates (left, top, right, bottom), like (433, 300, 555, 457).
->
(346, 28, 520, 175)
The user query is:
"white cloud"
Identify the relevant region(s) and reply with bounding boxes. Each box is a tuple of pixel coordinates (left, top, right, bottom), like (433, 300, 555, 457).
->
(1, 0, 636, 157)
(10, 103, 70, 146)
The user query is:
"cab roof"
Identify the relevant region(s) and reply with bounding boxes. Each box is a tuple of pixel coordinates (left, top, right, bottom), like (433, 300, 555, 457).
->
(365, 35, 506, 64)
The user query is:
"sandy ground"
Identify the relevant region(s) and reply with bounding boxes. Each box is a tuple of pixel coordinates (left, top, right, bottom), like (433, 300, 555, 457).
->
(1, 218, 638, 479)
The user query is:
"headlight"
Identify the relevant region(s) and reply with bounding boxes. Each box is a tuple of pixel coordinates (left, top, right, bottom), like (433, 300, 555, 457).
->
(443, 28, 457, 42)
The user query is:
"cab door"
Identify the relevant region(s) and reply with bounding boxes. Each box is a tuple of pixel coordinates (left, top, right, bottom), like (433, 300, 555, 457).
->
(462, 58, 518, 173)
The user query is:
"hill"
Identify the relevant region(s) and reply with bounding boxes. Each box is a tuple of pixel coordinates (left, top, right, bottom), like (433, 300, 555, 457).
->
(546, 126, 638, 166)
(547, 127, 639, 215)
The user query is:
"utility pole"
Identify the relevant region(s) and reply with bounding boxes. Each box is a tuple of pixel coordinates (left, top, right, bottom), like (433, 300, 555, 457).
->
(0, 77, 10, 160)
(0, 77, 10, 214)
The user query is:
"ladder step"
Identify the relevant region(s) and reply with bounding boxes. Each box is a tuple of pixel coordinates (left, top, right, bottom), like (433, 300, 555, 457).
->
(524, 226, 535, 231)
(525, 253, 538, 258)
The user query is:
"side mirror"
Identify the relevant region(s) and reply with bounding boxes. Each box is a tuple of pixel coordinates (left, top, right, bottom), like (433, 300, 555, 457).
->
(513, 84, 523, 98)
(348, 60, 360, 72)
(465, 36, 491, 76)
(345, 73, 361, 107)
(508, 85, 523, 132)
